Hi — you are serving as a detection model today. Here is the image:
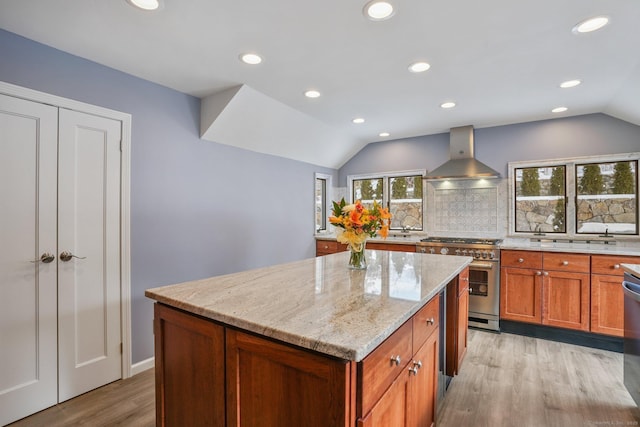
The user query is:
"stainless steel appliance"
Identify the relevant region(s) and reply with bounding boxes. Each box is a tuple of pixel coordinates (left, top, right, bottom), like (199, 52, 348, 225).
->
(623, 271, 640, 407)
(417, 237, 501, 331)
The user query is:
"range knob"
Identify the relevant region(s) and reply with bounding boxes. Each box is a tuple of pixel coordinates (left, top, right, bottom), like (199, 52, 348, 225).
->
(481, 251, 488, 259)
(429, 247, 435, 254)
(489, 251, 495, 259)
(455, 249, 461, 255)
(440, 247, 449, 255)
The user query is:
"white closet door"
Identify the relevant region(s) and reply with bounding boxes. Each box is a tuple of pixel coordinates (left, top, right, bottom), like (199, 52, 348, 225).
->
(0, 94, 58, 425)
(57, 108, 122, 402)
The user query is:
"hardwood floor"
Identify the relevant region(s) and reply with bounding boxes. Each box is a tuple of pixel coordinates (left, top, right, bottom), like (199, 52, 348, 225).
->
(438, 329, 640, 427)
(8, 330, 639, 426)
(7, 369, 154, 427)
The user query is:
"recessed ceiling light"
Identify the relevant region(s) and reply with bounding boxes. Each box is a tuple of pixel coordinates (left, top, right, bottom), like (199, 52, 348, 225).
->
(379, 132, 390, 137)
(440, 102, 456, 109)
(239, 53, 263, 65)
(552, 107, 568, 113)
(408, 62, 431, 73)
(572, 16, 609, 34)
(560, 79, 581, 88)
(304, 90, 321, 98)
(363, 1, 394, 21)
(352, 118, 365, 124)
(126, 0, 161, 10)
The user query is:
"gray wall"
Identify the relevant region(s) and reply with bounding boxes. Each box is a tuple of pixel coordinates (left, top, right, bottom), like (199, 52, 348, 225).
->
(339, 114, 640, 185)
(0, 29, 335, 364)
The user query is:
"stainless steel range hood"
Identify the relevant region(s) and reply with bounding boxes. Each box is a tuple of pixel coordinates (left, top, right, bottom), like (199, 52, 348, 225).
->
(425, 125, 501, 180)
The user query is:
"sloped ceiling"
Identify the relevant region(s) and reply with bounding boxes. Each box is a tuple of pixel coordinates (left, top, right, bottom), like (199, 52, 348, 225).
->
(0, 0, 639, 168)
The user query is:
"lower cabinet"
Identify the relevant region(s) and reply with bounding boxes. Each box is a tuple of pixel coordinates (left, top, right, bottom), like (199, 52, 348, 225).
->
(542, 270, 590, 331)
(155, 289, 451, 427)
(446, 268, 469, 376)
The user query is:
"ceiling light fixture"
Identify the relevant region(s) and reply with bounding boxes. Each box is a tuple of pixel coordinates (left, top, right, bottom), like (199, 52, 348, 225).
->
(352, 118, 365, 124)
(239, 53, 263, 65)
(552, 107, 568, 113)
(363, 1, 395, 21)
(304, 90, 321, 98)
(126, 0, 161, 11)
(560, 79, 581, 88)
(440, 102, 456, 109)
(572, 16, 609, 34)
(408, 62, 431, 73)
(379, 132, 390, 137)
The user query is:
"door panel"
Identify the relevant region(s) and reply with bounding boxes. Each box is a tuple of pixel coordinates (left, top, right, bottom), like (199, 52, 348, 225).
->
(57, 108, 122, 401)
(0, 94, 58, 425)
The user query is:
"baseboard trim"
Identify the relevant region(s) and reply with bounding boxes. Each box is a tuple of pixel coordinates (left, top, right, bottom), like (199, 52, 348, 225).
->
(131, 357, 155, 376)
(500, 320, 623, 353)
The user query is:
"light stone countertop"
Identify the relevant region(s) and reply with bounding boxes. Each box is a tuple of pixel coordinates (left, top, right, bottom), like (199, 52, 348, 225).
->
(622, 263, 640, 278)
(145, 250, 471, 362)
(501, 237, 640, 256)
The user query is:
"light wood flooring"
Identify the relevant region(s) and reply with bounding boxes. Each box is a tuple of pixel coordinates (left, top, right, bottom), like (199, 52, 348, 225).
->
(8, 330, 640, 426)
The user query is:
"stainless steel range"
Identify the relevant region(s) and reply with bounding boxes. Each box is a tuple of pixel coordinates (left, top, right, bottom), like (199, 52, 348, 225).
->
(417, 237, 502, 332)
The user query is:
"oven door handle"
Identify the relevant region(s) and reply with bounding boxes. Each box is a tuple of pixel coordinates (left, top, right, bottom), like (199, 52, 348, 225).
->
(469, 261, 495, 270)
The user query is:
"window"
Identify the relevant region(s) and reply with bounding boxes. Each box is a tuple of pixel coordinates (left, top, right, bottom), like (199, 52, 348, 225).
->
(314, 173, 332, 233)
(575, 160, 637, 235)
(509, 154, 639, 238)
(348, 170, 425, 232)
(514, 165, 566, 233)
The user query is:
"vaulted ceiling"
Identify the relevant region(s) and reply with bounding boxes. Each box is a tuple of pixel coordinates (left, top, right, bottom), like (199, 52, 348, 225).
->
(1, 0, 639, 168)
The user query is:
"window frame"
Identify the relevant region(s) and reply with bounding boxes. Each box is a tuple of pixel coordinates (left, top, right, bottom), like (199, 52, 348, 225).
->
(314, 172, 332, 234)
(508, 152, 640, 239)
(347, 169, 426, 233)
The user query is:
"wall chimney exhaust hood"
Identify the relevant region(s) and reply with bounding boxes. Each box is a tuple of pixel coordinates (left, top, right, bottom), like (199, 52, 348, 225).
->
(425, 125, 501, 180)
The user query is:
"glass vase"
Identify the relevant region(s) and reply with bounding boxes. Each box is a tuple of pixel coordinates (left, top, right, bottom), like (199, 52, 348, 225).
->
(347, 241, 367, 270)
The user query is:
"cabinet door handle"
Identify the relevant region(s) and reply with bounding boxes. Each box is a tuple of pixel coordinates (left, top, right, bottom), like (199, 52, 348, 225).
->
(426, 317, 435, 326)
(536, 271, 542, 276)
(390, 355, 401, 366)
(562, 261, 569, 266)
(413, 360, 422, 370)
(408, 366, 419, 376)
(543, 271, 549, 276)
(518, 258, 524, 263)
(614, 264, 620, 269)
(60, 251, 86, 262)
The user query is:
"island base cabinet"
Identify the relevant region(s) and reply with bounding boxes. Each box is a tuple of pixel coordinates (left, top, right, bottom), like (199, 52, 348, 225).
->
(226, 329, 355, 427)
(154, 304, 226, 427)
(358, 321, 439, 427)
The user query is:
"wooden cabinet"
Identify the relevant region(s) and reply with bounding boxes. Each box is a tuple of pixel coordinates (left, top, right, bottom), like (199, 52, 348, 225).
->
(367, 242, 416, 253)
(501, 250, 639, 335)
(154, 282, 454, 427)
(316, 239, 415, 256)
(590, 254, 639, 337)
(226, 329, 353, 427)
(446, 268, 469, 376)
(500, 250, 589, 331)
(316, 240, 347, 256)
(358, 295, 440, 427)
(153, 304, 226, 427)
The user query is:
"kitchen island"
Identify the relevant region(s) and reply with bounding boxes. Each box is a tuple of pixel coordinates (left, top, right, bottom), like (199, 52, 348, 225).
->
(145, 250, 471, 427)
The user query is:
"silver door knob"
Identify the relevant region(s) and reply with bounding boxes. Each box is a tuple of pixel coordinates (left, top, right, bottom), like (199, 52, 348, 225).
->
(426, 318, 435, 326)
(60, 251, 86, 262)
(390, 355, 401, 366)
(562, 261, 569, 266)
(536, 271, 542, 276)
(31, 252, 55, 263)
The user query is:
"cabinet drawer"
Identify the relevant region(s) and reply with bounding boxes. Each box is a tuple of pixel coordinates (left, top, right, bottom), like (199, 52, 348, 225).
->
(316, 240, 338, 254)
(412, 294, 439, 351)
(543, 252, 590, 273)
(501, 250, 542, 269)
(359, 320, 413, 417)
(591, 254, 640, 276)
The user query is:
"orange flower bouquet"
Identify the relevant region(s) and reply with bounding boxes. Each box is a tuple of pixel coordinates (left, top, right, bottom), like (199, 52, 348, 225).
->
(328, 198, 392, 269)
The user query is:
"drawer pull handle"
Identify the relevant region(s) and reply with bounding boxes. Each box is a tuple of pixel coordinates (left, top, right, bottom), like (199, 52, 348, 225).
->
(408, 366, 419, 376)
(518, 258, 524, 263)
(426, 318, 435, 326)
(614, 264, 620, 269)
(544, 272, 549, 276)
(562, 261, 569, 266)
(390, 355, 401, 366)
(413, 360, 422, 369)
(536, 271, 542, 276)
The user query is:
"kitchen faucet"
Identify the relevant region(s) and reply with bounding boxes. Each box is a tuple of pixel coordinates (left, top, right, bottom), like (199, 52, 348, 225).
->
(533, 224, 546, 236)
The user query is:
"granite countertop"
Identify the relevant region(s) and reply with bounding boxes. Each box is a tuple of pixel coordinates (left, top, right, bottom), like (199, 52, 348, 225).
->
(501, 238, 640, 256)
(622, 263, 640, 278)
(145, 250, 471, 362)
